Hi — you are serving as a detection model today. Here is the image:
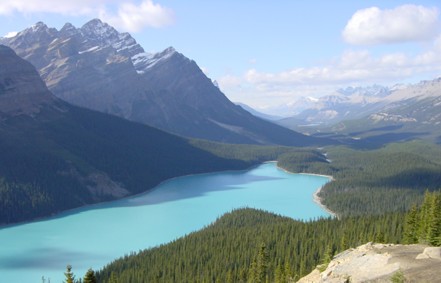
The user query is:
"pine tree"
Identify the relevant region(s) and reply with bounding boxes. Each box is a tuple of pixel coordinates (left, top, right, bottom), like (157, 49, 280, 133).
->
(248, 243, 268, 283)
(428, 193, 441, 246)
(340, 231, 348, 251)
(83, 268, 97, 283)
(375, 231, 385, 243)
(226, 269, 233, 283)
(322, 244, 334, 265)
(274, 261, 285, 283)
(418, 191, 433, 243)
(256, 243, 269, 283)
(108, 272, 118, 283)
(239, 266, 247, 283)
(284, 262, 293, 282)
(403, 204, 419, 244)
(64, 265, 75, 283)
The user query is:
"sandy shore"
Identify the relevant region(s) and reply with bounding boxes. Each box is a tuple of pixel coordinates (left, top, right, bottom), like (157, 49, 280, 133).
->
(313, 186, 338, 218)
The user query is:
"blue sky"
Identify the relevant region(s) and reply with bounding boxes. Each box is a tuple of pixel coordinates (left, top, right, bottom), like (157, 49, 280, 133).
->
(1, 0, 441, 110)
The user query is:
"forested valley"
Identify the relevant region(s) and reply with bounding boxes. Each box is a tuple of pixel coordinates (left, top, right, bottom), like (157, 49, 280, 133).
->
(278, 141, 441, 217)
(64, 192, 440, 283)
(92, 208, 406, 283)
(54, 141, 441, 282)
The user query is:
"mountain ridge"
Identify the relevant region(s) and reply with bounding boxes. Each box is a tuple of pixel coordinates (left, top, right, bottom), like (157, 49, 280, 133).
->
(323, 77, 441, 144)
(0, 19, 327, 146)
(0, 45, 262, 224)
(273, 78, 441, 146)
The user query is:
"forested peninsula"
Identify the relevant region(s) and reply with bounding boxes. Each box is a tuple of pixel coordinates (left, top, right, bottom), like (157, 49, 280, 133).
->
(61, 141, 441, 282)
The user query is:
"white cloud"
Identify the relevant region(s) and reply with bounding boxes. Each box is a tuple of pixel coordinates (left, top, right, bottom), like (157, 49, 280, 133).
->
(0, 0, 105, 16)
(100, 0, 174, 32)
(343, 5, 440, 45)
(218, 40, 441, 108)
(0, 0, 174, 31)
(217, 74, 242, 89)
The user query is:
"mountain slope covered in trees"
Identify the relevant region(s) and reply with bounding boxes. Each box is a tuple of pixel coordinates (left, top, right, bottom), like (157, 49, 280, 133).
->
(0, 45, 296, 224)
(96, 208, 405, 283)
(94, 191, 440, 283)
(276, 141, 441, 217)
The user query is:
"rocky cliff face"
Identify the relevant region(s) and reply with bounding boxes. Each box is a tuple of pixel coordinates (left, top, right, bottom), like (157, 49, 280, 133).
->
(298, 242, 441, 283)
(0, 45, 56, 117)
(0, 19, 326, 146)
(0, 45, 256, 224)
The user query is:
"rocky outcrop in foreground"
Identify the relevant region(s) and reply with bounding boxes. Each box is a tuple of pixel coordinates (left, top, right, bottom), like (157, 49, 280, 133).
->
(298, 242, 441, 283)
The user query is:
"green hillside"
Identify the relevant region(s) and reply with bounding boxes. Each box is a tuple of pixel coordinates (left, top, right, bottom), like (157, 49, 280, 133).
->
(0, 103, 256, 224)
(0, 102, 311, 225)
(96, 208, 405, 283)
(275, 141, 441, 217)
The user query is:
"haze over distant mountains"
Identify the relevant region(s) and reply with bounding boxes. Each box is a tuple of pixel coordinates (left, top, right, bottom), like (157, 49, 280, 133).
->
(274, 85, 394, 126)
(0, 19, 325, 146)
(271, 78, 441, 144)
(331, 78, 441, 142)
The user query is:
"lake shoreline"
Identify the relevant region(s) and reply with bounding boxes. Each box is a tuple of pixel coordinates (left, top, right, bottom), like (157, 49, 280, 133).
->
(1, 161, 337, 229)
(312, 186, 338, 219)
(0, 164, 261, 229)
(275, 162, 338, 218)
(0, 162, 332, 283)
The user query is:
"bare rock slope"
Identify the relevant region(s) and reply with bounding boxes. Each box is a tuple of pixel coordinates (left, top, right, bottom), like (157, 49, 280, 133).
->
(298, 242, 441, 283)
(0, 20, 327, 146)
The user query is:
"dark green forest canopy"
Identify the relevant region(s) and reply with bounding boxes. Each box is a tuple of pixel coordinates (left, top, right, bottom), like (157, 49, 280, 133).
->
(0, 106, 283, 225)
(88, 189, 440, 283)
(404, 191, 441, 246)
(3, 134, 441, 224)
(277, 141, 441, 217)
(0, 108, 319, 225)
(49, 141, 441, 282)
(96, 208, 405, 283)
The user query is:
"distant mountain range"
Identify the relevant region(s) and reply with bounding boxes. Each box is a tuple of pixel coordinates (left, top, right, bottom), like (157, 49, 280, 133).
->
(328, 78, 441, 143)
(0, 19, 325, 146)
(0, 45, 256, 224)
(267, 78, 441, 145)
(276, 85, 393, 128)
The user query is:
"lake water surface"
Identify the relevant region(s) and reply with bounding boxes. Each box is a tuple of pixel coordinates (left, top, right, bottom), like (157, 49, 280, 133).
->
(0, 162, 330, 282)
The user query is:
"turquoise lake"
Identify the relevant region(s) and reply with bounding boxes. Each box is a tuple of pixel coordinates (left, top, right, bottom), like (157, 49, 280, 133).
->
(0, 162, 330, 282)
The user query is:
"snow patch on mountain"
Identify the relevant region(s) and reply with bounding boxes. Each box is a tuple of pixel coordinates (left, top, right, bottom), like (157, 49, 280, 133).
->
(3, 31, 17, 38)
(132, 47, 176, 74)
(1, 19, 178, 77)
(78, 46, 101, 54)
(370, 113, 417, 123)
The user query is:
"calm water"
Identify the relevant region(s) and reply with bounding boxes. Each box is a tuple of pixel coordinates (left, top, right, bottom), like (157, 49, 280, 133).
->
(0, 162, 330, 282)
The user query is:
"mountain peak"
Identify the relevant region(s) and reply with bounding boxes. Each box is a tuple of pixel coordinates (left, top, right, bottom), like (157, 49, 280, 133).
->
(163, 46, 176, 54)
(59, 22, 78, 37)
(80, 18, 119, 41)
(60, 22, 76, 31)
(5, 21, 58, 45)
(32, 21, 48, 31)
(20, 21, 51, 36)
(157, 46, 178, 60)
(132, 46, 180, 74)
(0, 20, 325, 146)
